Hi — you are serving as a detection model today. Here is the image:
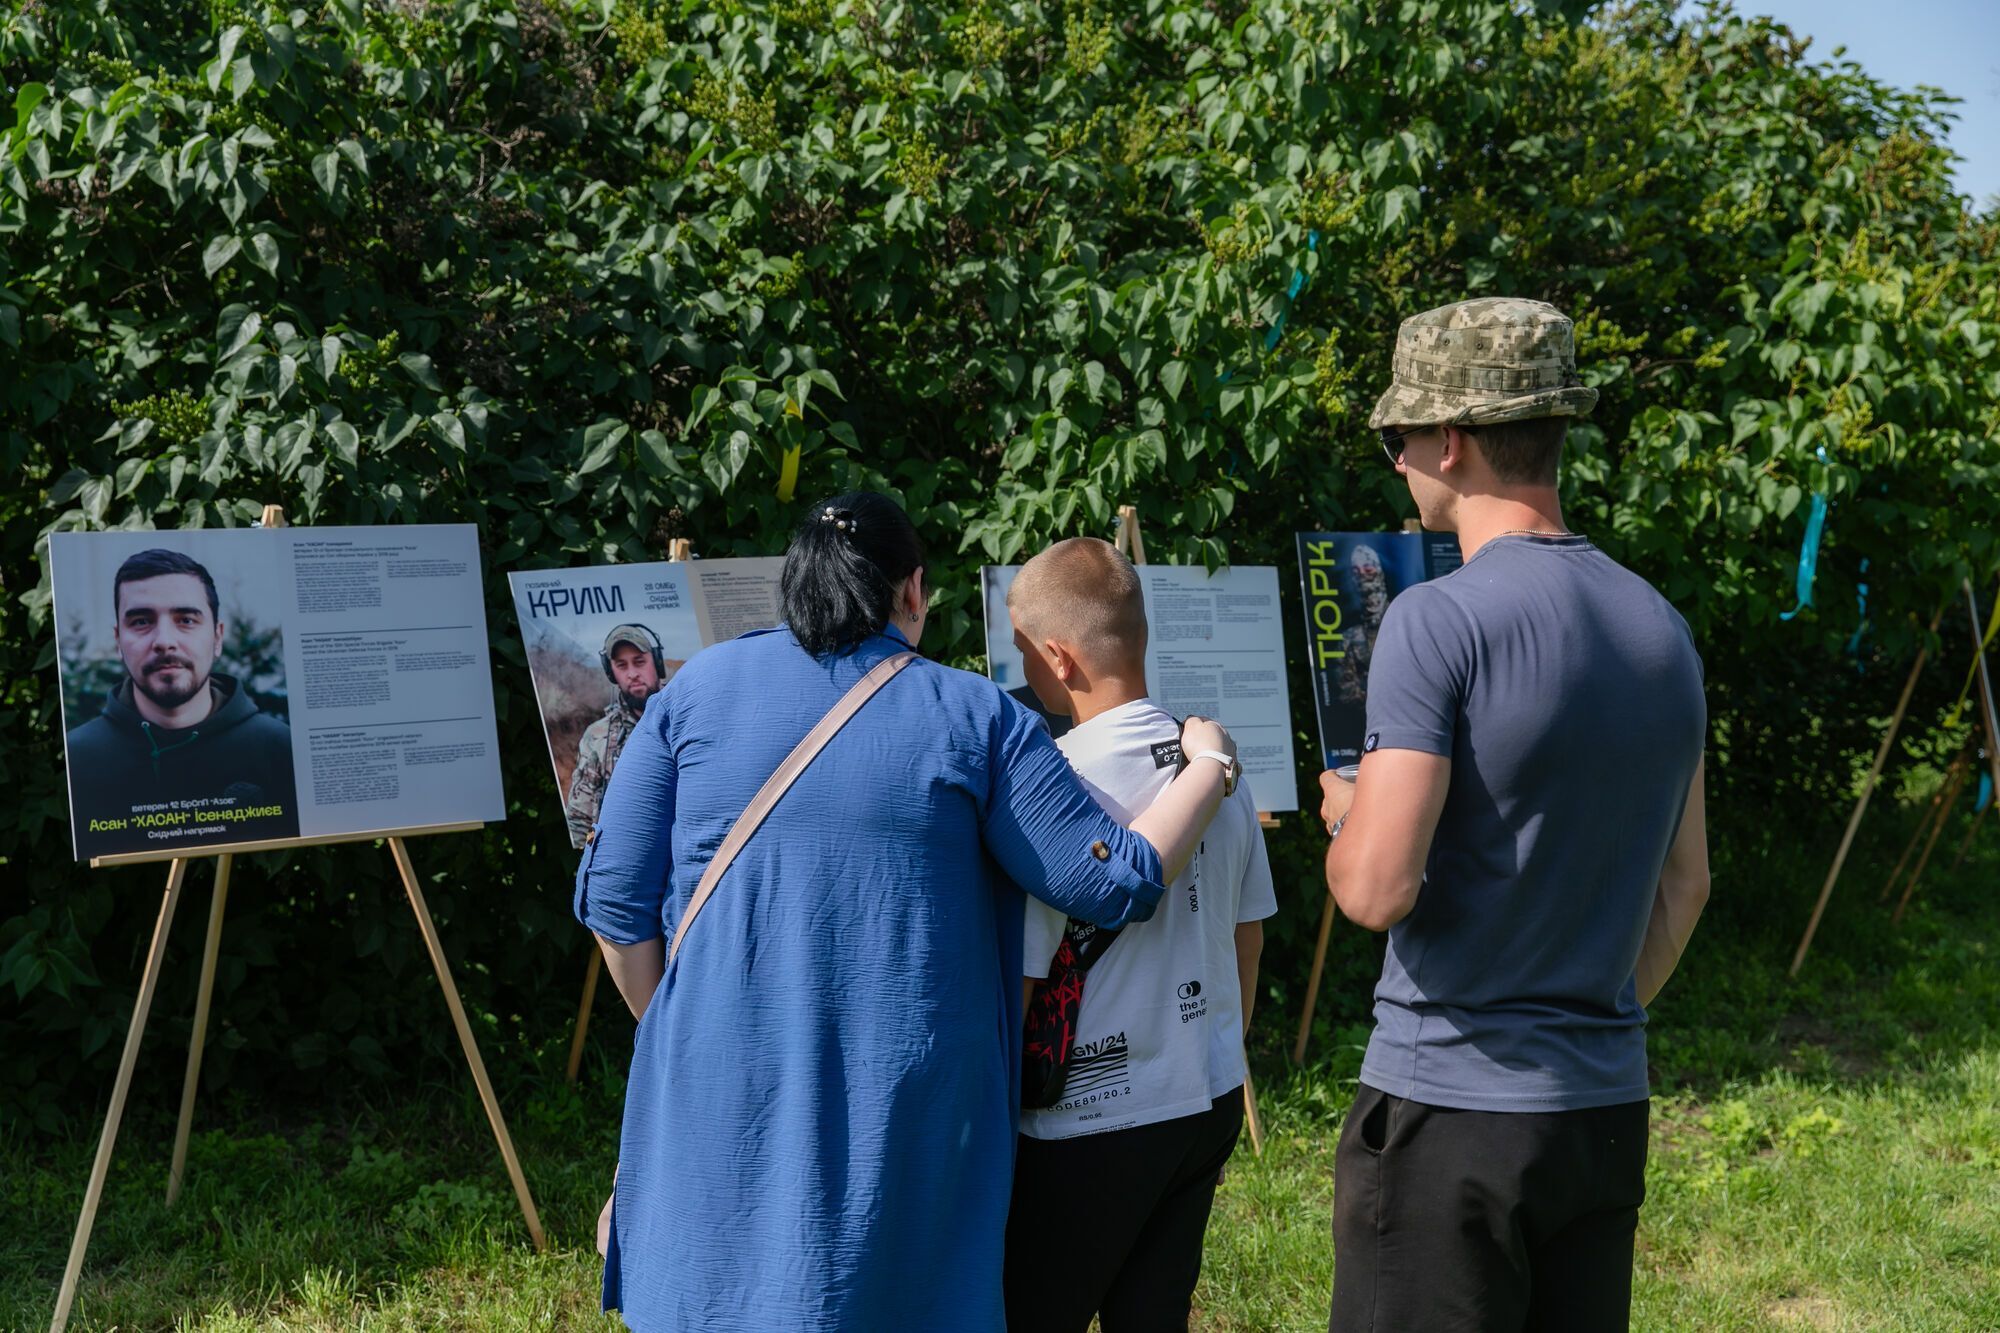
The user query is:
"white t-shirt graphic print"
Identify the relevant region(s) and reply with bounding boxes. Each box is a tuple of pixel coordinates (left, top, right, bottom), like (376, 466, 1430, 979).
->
(1021, 698, 1277, 1140)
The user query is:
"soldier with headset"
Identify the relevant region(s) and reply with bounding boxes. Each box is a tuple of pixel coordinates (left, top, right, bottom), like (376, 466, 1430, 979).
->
(565, 623, 669, 848)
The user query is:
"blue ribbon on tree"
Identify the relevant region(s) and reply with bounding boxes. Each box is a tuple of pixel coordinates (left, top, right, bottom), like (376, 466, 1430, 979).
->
(1779, 446, 1831, 621)
(1845, 557, 1870, 657)
(1977, 772, 1993, 815)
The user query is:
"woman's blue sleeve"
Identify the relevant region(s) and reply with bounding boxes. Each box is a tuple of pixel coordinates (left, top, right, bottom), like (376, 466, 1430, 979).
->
(977, 694, 1165, 928)
(573, 691, 676, 945)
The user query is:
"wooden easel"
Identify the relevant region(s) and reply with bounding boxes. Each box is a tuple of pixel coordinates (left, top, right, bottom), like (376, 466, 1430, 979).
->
(1880, 740, 1976, 920)
(1961, 577, 2000, 829)
(1946, 794, 1991, 876)
(565, 536, 692, 1082)
(1115, 504, 1265, 1155)
(1896, 579, 2000, 923)
(50, 506, 545, 1333)
(1290, 518, 1425, 1064)
(1790, 605, 1945, 976)
(1888, 750, 1971, 925)
(1876, 747, 1969, 903)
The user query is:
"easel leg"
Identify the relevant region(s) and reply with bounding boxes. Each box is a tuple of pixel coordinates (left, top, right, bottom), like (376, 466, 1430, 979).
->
(1292, 895, 1337, 1064)
(387, 837, 547, 1252)
(1241, 1063, 1265, 1157)
(1947, 801, 1990, 876)
(1893, 763, 1970, 925)
(168, 853, 232, 1206)
(1791, 631, 1933, 977)
(1878, 777, 1952, 901)
(50, 858, 191, 1333)
(565, 944, 603, 1085)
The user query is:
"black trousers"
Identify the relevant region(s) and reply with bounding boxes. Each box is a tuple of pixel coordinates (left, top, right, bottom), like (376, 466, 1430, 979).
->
(1004, 1087, 1245, 1332)
(1331, 1083, 1649, 1333)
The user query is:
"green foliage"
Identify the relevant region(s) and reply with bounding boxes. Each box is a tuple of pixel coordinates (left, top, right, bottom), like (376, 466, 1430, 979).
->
(2, 0, 1997, 1119)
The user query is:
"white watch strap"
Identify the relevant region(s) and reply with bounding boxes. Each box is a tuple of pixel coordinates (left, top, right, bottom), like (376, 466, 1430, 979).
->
(1188, 749, 1239, 796)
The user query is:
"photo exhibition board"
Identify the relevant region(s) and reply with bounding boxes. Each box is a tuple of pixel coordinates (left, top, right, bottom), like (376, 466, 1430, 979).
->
(981, 562, 1300, 813)
(506, 557, 785, 848)
(49, 525, 505, 864)
(1294, 530, 1463, 769)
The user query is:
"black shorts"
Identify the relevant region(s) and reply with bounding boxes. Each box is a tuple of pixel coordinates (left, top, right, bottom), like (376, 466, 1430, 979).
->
(1005, 1087, 1245, 1333)
(1331, 1083, 1649, 1333)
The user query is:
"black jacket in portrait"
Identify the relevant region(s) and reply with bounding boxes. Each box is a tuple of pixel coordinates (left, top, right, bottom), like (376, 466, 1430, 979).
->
(65, 672, 300, 858)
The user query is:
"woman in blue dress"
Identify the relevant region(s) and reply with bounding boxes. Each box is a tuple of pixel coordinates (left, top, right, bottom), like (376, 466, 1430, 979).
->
(576, 491, 1238, 1331)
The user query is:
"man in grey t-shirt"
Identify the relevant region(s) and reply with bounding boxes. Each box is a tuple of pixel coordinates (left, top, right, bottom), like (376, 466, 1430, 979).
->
(1318, 298, 1711, 1331)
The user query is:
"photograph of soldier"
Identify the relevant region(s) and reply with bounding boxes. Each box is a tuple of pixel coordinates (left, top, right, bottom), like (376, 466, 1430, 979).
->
(61, 546, 299, 858)
(564, 623, 670, 846)
(1335, 542, 1393, 704)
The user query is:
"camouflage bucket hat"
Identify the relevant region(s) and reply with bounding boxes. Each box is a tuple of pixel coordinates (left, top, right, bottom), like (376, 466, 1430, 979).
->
(1367, 297, 1599, 430)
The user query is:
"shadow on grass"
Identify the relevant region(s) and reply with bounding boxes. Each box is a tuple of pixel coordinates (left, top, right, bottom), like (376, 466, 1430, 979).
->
(0, 1044, 631, 1331)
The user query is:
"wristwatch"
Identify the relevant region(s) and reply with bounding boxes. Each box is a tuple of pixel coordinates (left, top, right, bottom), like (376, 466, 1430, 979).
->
(1187, 749, 1240, 798)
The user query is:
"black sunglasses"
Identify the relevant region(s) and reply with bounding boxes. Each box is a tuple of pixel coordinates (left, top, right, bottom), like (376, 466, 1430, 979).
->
(1378, 426, 1417, 466)
(1378, 424, 1469, 466)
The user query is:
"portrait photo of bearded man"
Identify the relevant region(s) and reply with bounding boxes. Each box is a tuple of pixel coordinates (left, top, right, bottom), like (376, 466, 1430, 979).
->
(63, 547, 300, 852)
(564, 622, 673, 848)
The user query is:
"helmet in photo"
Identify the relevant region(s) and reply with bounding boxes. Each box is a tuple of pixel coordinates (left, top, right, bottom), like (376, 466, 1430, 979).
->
(600, 623, 665, 682)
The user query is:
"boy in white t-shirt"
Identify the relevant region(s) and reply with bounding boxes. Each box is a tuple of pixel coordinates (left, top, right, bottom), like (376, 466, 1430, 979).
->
(1001, 537, 1276, 1333)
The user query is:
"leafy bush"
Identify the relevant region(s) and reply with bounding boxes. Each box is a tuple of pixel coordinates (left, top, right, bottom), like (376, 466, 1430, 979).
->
(3, 0, 1996, 1124)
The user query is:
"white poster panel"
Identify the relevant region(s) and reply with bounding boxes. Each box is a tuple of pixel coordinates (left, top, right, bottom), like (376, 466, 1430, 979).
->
(506, 557, 784, 847)
(981, 563, 1299, 813)
(50, 525, 506, 864)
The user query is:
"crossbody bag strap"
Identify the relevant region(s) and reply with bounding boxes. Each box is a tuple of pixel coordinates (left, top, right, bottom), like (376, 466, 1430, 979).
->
(667, 650, 919, 965)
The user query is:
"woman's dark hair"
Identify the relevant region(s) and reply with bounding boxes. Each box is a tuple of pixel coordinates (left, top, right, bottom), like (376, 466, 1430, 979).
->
(781, 491, 925, 656)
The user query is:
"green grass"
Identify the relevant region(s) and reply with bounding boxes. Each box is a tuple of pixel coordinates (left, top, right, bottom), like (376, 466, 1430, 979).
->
(5, 835, 1996, 1331)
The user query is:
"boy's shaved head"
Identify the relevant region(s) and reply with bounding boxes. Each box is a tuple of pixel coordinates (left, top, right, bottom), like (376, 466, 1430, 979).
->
(1008, 537, 1148, 669)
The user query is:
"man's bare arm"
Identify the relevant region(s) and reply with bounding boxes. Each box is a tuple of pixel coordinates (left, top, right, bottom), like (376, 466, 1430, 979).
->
(1234, 920, 1263, 1034)
(1635, 758, 1710, 1006)
(1322, 749, 1452, 931)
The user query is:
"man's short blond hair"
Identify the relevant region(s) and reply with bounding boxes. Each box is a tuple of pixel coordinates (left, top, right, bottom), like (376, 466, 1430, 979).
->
(1007, 537, 1148, 668)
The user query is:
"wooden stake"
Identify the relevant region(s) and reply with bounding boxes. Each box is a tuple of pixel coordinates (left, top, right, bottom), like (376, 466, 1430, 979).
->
(1892, 756, 1970, 925)
(1790, 609, 1942, 977)
(50, 858, 190, 1333)
(565, 944, 603, 1085)
(388, 836, 546, 1251)
(167, 853, 232, 1206)
(1965, 579, 2000, 802)
(1241, 1063, 1265, 1157)
(1947, 800, 1991, 876)
(1293, 894, 1337, 1063)
(1878, 772, 1950, 902)
(1932, 577, 2000, 886)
